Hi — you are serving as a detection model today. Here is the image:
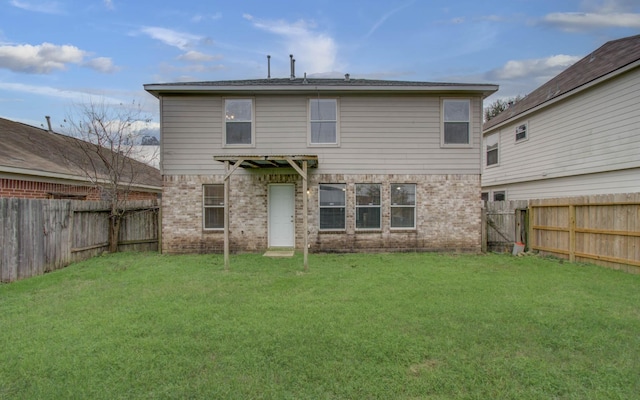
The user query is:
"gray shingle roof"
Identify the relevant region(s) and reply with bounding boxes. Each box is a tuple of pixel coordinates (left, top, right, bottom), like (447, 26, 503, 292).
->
(484, 34, 640, 131)
(0, 117, 161, 189)
(145, 77, 498, 97)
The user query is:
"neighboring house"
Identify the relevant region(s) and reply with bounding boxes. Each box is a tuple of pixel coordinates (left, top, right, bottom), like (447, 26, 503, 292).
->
(0, 117, 161, 200)
(145, 76, 497, 254)
(482, 34, 640, 201)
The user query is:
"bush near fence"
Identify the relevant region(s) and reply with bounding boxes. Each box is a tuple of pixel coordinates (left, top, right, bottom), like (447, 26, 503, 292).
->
(1, 198, 159, 282)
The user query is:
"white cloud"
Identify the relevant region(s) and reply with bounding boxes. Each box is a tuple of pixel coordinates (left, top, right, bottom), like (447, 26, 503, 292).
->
(581, 0, 639, 13)
(244, 15, 339, 74)
(0, 82, 108, 101)
(177, 50, 220, 62)
(159, 61, 226, 75)
(192, 12, 222, 23)
(139, 26, 202, 50)
(0, 42, 86, 73)
(543, 11, 640, 30)
(487, 55, 582, 81)
(84, 57, 119, 73)
(104, 0, 114, 10)
(10, 0, 63, 14)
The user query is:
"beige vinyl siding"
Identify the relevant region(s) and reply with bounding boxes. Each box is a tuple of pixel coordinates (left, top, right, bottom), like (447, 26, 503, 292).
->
(161, 94, 484, 175)
(484, 168, 640, 200)
(482, 69, 640, 188)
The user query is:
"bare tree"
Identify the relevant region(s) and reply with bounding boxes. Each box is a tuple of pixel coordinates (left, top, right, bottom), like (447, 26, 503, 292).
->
(61, 99, 156, 253)
(484, 95, 524, 122)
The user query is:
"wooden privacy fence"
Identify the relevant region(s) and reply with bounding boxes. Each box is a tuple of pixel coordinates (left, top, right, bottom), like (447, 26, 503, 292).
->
(530, 193, 640, 273)
(1, 198, 159, 282)
(483, 200, 529, 253)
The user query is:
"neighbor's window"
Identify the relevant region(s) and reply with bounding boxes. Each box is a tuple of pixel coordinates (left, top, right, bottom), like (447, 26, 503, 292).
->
(485, 133, 499, 166)
(203, 184, 224, 230)
(443, 99, 470, 145)
(319, 183, 346, 230)
(356, 183, 381, 230)
(391, 183, 416, 229)
(309, 99, 338, 145)
(225, 99, 253, 145)
(515, 123, 527, 142)
(493, 191, 506, 201)
(481, 192, 489, 202)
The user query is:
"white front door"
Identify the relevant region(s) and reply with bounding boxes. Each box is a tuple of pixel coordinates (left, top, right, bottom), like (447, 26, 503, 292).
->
(268, 184, 295, 248)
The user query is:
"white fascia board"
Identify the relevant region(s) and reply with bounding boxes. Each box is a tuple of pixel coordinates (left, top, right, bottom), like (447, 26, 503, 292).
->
(145, 84, 498, 97)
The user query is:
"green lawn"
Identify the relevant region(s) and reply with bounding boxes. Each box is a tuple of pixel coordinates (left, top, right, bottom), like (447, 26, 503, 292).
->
(1, 252, 639, 399)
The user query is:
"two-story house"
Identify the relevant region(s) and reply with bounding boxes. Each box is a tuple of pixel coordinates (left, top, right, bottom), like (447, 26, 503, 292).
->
(482, 34, 640, 201)
(145, 76, 497, 256)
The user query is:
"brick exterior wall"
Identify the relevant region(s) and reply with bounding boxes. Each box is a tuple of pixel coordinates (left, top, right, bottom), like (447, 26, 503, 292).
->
(0, 178, 158, 201)
(161, 172, 482, 254)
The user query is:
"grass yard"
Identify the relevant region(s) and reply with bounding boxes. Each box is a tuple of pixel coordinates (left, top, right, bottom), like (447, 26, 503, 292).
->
(1, 252, 639, 399)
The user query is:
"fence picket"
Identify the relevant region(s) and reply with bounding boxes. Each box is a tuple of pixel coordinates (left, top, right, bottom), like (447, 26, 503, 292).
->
(0, 199, 159, 282)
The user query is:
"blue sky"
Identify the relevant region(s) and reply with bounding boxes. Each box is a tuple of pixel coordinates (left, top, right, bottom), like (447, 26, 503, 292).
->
(1, 0, 639, 133)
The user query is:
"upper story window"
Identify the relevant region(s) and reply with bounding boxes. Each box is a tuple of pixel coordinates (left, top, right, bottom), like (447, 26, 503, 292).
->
(442, 99, 471, 146)
(515, 123, 527, 142)
(224, 99, 254, 146)
(485, 133, 499, 167)
(309, 99, 338, 145)
(356, 183, 381, 230)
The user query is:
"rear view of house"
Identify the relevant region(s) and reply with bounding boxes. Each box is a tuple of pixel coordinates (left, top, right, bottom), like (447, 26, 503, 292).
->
(145, 75, 497, 255)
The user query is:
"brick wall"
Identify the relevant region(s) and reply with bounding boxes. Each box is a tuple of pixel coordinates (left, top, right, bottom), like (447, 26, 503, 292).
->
(0, 178, 157, 201)
(161, 172, 482, 254)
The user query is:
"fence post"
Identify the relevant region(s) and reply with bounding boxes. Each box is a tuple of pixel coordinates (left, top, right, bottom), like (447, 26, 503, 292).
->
(528, 205, 535, 251)
(569, 205, 576, 262)
(481, 205, 487, 253)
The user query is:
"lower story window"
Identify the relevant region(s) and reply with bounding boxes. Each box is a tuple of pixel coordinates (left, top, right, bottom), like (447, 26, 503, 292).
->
(203, 184, 224, 230)
(391, 183, 416, 229)
(356, 183, 381, 230)
(493, 191, 506, 201)
(319, 183, 346, 230)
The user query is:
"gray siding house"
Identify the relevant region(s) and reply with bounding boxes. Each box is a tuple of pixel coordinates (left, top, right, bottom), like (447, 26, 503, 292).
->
(145, 77, 497, 255)
(482, 34, 640, 201)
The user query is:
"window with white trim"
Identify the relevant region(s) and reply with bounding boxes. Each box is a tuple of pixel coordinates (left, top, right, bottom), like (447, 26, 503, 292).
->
(356, 183, 381, 230)
(203, 184, 224, 230)
(485, 133, 499, 166)
(493, 191, 506, 201)
(309, 99, 338, 145)
(391, 183, 416, 229)
(319, 183, 346, 230)
(515, 123, 527, 142)
(443, 99, 470, 145)
(224, 99, 253, 145)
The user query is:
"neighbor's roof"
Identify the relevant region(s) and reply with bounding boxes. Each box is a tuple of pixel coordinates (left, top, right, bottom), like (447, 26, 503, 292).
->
(484, 34, 640, 132)
(145, 77, 498, 98)
(0, 117, 161, 190)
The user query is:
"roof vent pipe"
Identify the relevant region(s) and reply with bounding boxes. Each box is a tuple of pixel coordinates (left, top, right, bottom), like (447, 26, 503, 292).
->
(267, 55, 271, 79)
(292, 58, 296, 79)
(303, 72, 308, 84)
(344, 73, 350, 81)
(289, 54, 294, 80)
(45, 115, 52, 132)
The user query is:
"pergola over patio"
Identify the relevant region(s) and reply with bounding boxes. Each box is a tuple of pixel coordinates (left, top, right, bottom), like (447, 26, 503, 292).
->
(213, 155, 319, 271)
